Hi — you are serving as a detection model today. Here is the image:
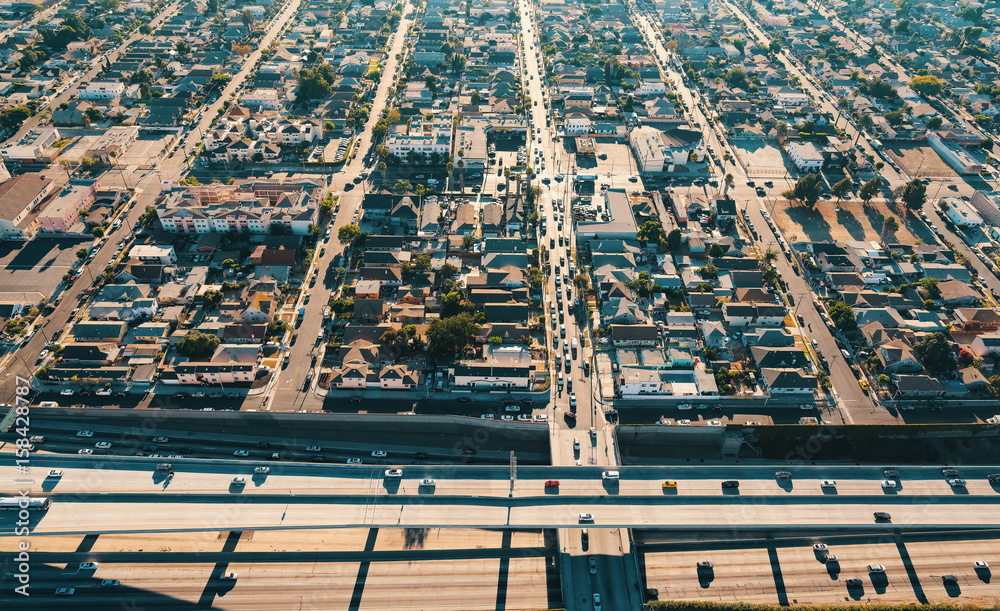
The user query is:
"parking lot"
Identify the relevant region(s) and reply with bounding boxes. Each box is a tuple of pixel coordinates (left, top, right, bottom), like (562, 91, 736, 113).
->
(0, 237, 89, 295)
(732, 141, 792, 178)
(885, 143, 960, 179)
(641, 535, 1000, 606)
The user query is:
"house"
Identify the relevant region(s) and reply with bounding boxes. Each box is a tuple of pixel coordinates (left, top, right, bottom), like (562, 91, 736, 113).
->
(0, 173, 54, 240)
(721, 302, 786, 327)
(616, 366, 662, 396)
(452, 345, 534, 389)
(609, 324, 659, 346)
(78, 81, 126, 100)
(128, 245, 177, 265)
(970, 333, 1000, 358)
(891, 374, 945, 398)
(875, 340, 923, 373)
(627, 125, 703, 172)
(937, 280, 982, 307)
(953, 308, 1000, 333)
(760, 368, 818, 394)
(787, 141, 825, 172)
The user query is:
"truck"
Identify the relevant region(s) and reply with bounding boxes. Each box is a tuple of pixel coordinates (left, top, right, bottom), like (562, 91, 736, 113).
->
(571, 338, 578, 358)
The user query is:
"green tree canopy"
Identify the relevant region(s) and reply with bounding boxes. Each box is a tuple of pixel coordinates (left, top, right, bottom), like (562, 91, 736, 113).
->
(176, 330, 221, 359)
(338, 224, 361, 246)
(912, 332, 957, 373)
(828, 300, 857, 330)
(908, 74, 946, 97)
(426, 312, 481, 357)
(901, 179, 927, 210)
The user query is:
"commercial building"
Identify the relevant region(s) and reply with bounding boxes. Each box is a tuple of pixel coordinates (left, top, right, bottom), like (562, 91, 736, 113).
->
(0, 173, 53, 240)
(627, 125, 702, 173)
(787, 141, 824, 172)
(77, 81, 126, 100)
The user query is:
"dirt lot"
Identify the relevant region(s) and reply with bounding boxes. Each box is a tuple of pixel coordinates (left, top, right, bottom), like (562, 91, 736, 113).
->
(884, 142, 959, 179)
(771, 197, 921, 245)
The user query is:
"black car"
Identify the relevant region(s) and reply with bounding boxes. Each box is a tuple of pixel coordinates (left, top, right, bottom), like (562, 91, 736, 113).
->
(413, 452, 429, 459)
(256, 441, 270, 449)
(883, 469, 900, 479)
(874, 511, 892, 522)
(456, 397, 471, 403)
(942, 468, 961, 477)
(721, 480, 740, 488)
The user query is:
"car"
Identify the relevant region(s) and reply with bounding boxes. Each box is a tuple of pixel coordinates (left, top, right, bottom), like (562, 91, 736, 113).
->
(867, 564, 885, 573)
(697, 561, 714, 569)
(385, 469, 403, 478)
(874, 511, 892, 522)
(371, 450, 387, 458)
(231, 477, 246, 486)
(457, 397, 471, 403)
(883, 469, 900, 479)
(80, 562, 98, 570)
(95, 441, 112, 449)
(881, 480, 897, 489)
(948, 478, 967, 487)
(589, 557, 598, 574)
(974, 561, 989, 570)
(252, 466, 271, 475)
(662, 480, 677, 488)
(545, 480, 560, 488)
(100, 579, 121, 586)
(775, 471, 791, 479)
(95, 387, 111, 396)
(942, 468, 961, 477)
(677, 419, 691, 425)
(221, 572, 238, 580)
(942, 574, 959, 584)
(233, 450, 249, 457)
(347, 458, 362, 464)
(152, 436, 169, 443)
(707, 420, 723, 426)
(421, 478, 436, 487)
(481, 413, 495, 420)
(721, 480, 739, 489)
(813, 543, 828, 551)
(569, 393, 577, 408)
(256, 441, 270, 449)
(312, 456, 326, 463)
(845, 578, 863, 588)
(48, 469, 63, 478)
(677, 403, 693, 410)
(593, 593, 602, 610)
(76, 430, 94, 438)
(305, 445, 321, 452)
(821, 480, 837, 488)
(811, 339, 819, 347)
(55, 588, 75, 596)
(61, 389, 75, 396)
(579, 513, 594, 522)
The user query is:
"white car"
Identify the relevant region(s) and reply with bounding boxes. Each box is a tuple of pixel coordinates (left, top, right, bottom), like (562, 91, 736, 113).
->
(254, 467, 270, 474)
(95, 388, 111, 396)
(678, 403, 693, 410)
(48, 469, 63, 478)
(95, 441, 112, 449)
(347, 458, 362, 464)
(881, 480, 897, 489)
(79, 562, 98, 570)
(231, 477, 246, 486)
(821, 480, 837, 488)
(305, 445, 321, 452)
(233, 450, 249, 457)
(60, 389, 75, 396)
(76, 431, 94, 438)
(152, 436, 170, 443)
(421, 478, 436, 487)
(385, 469, 403, 478)
(78, 449, 93, 455)
(974, 561, 989, 570)
(371, 450, 387, 457)
(867, 564, 886, 573)
(676, 419, 691, 425)
(707, 420, 723, 426)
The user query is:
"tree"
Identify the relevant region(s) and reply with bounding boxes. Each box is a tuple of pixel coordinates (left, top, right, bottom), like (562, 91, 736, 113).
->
(174, 39, 192, 56)
(0, 106, 31, 128)
(39, 12, 91, 51)
(241, 9, 254, 29)
(788, 172, 824, 207)
(202, 289, 223, 307)
(338, 224, 361, 246)
(439, 263, 458, 279)
(666, 228, 682, 252)
(138, 24, 152, 34)
(176, 330, 221, 359)
(330, 298, 355, 314)
(908, 74, 946, 97)
(828, 300, 857, 330)
(881, 216, 899, 242)
(912, 332, 957, 373)
(637, 220, 666, 244)
(426, 312, 480, 357)
(926, 116, 943, 129)
(831, 177, 853, 203)
(859, 178, 881, 204)
(76, 248, 89, 259)
(901, 179, 927, 210)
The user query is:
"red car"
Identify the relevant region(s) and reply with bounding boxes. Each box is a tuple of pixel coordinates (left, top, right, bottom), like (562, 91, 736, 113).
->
(564, 411, 577, 420)
(545, 480, 560, 488)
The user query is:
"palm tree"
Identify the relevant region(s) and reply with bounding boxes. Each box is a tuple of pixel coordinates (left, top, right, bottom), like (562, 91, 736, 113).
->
(446, 161, 454, 190)
(880, 215, 899, 243)
(377, 161, 388, 187)
(759, 248, 779, 268)
(723, 173, 734, 195)
(503, 167, 511, 192)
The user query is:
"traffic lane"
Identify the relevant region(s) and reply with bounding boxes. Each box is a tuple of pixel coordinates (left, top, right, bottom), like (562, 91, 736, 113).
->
(20, 499, 1000, 537)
